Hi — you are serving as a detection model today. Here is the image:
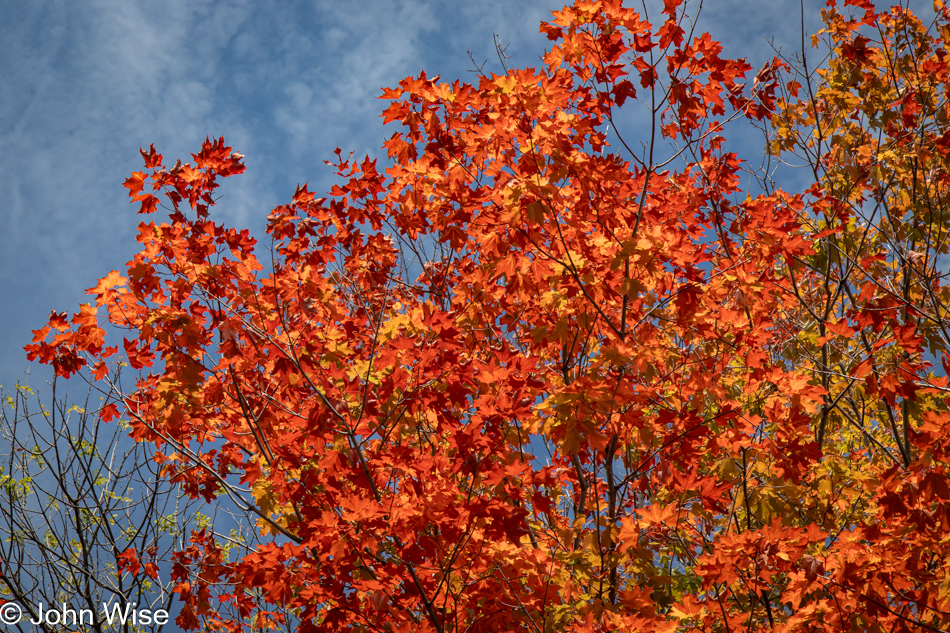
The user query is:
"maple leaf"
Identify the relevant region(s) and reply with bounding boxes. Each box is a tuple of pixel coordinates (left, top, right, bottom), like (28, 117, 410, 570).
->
(87, 270, 127, 301)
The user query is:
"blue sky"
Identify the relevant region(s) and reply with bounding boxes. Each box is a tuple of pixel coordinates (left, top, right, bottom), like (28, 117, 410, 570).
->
(0, 0, 830, 392)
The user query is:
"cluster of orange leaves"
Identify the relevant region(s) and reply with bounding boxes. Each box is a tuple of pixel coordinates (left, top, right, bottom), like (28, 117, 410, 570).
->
(24, 0, 950, 631)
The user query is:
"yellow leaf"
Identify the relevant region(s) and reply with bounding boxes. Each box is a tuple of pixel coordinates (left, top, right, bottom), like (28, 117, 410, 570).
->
(495, 75, 518, 94)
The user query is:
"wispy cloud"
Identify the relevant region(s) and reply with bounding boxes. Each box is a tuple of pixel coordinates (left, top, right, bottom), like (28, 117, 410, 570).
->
(0, 0, 565, 387)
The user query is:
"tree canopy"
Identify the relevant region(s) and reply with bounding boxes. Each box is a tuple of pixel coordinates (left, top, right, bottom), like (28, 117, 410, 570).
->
(21, 0, 950, 631)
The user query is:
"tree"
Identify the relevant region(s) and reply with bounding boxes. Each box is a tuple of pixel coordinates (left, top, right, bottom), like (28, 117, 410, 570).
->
(0, 379, 295, 633)
(0, 380, 190, 632)
(21, 0, 950, 630)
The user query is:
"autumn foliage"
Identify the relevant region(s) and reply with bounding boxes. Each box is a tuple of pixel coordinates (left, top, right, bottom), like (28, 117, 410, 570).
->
(23, 0, 950, 630)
